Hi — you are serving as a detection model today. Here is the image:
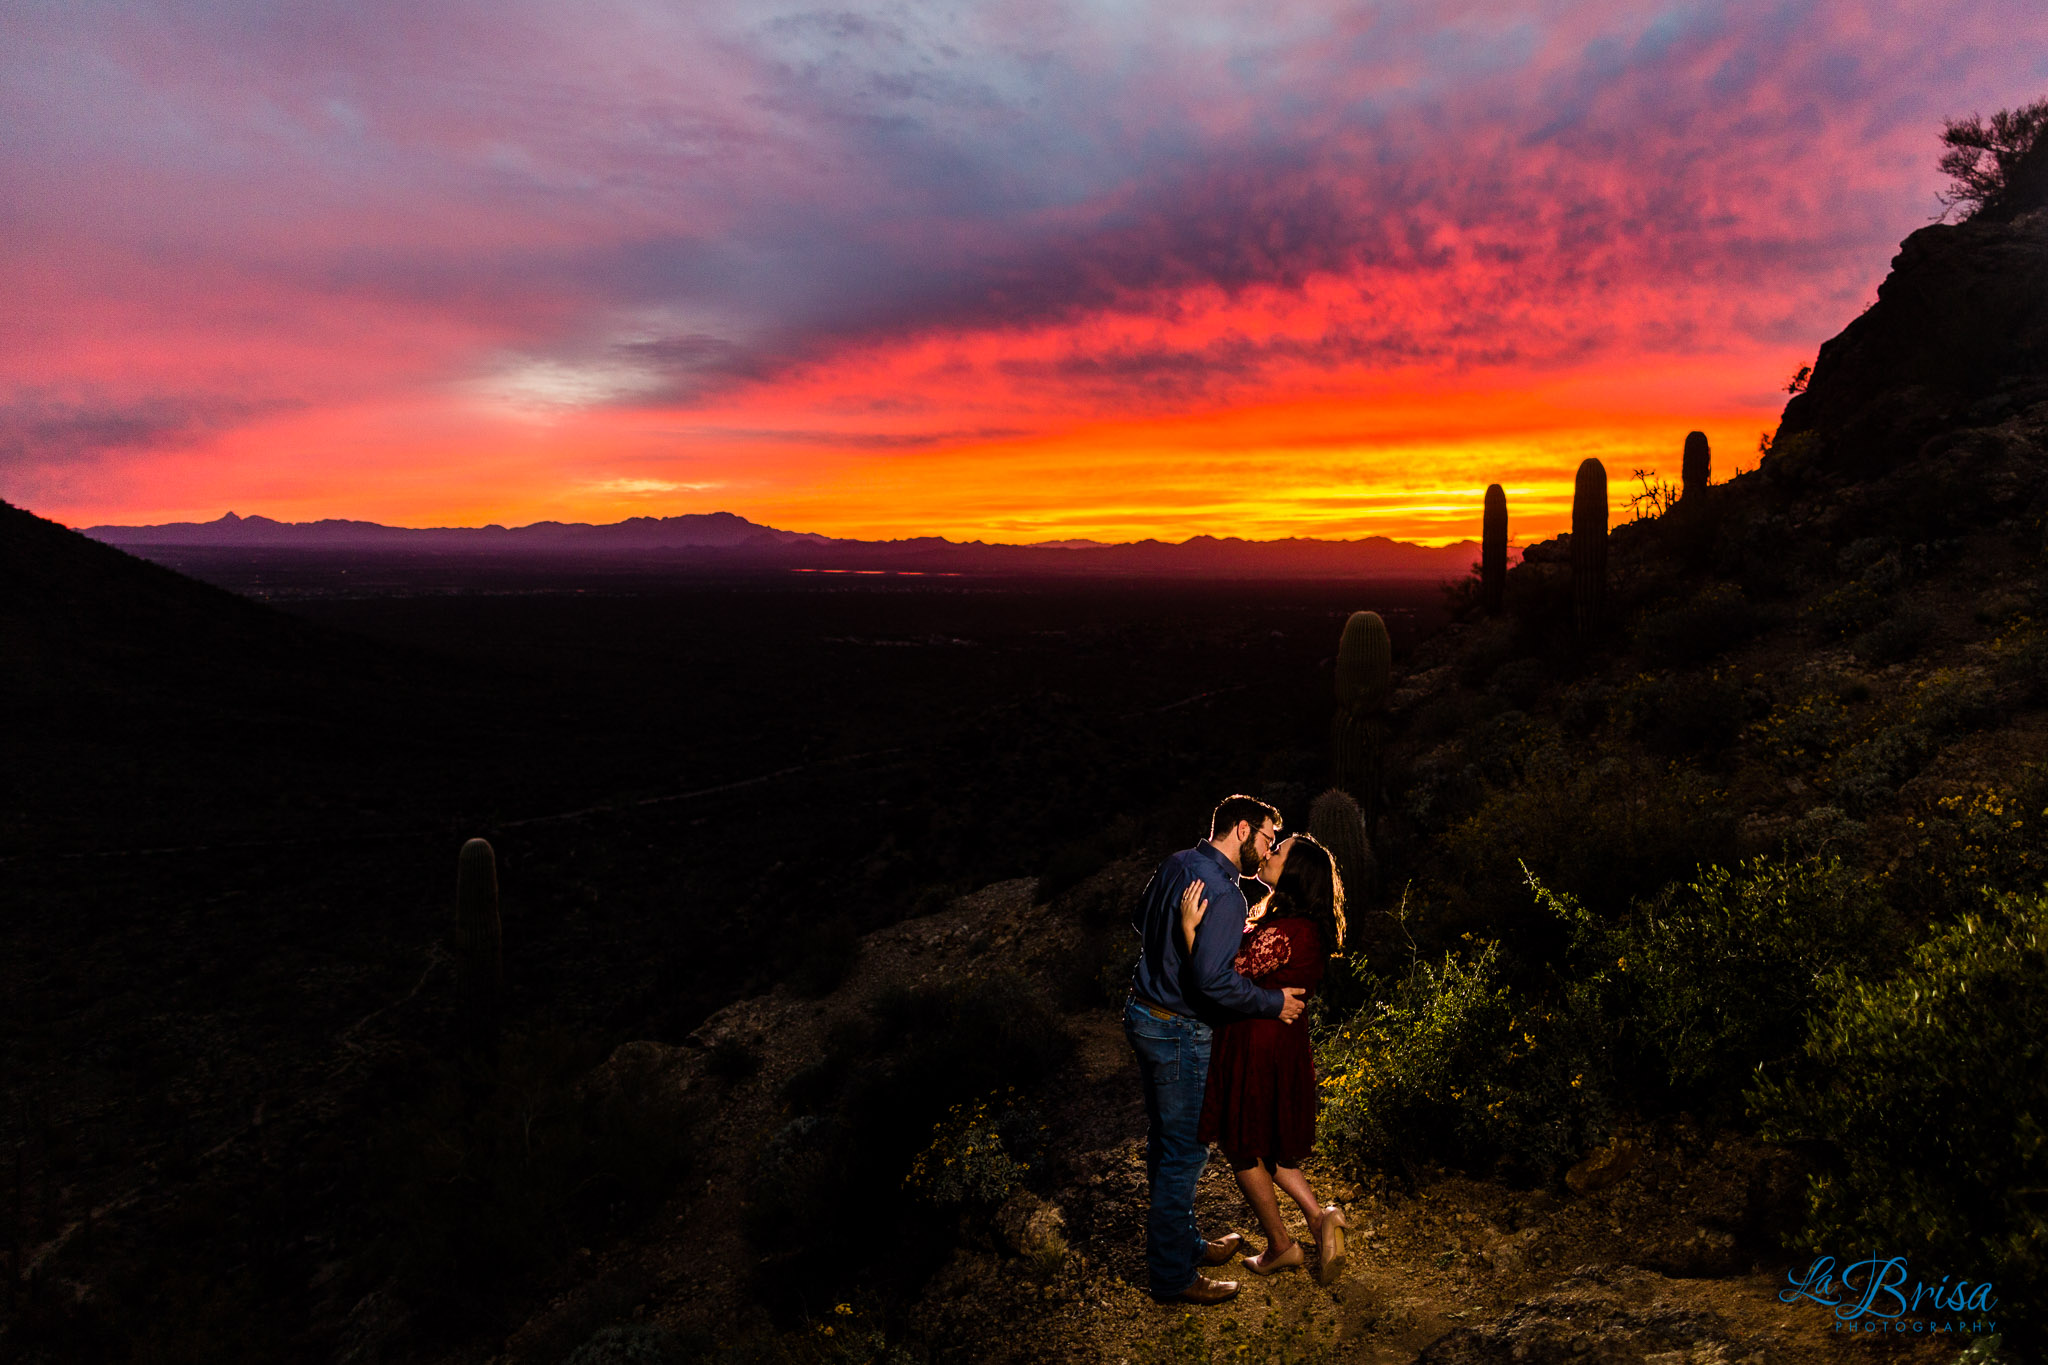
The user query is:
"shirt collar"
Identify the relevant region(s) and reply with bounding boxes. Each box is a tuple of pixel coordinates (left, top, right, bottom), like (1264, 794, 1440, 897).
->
(1192, 840, 1240, 878)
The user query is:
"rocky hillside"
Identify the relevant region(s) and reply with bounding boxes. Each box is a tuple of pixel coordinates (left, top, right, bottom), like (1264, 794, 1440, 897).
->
(456, 865, 1949, 1365)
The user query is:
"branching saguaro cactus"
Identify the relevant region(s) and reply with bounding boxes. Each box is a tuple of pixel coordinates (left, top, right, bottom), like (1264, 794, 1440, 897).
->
(1571, 458, 1608, 643)
(1482, 484, 1508, 615)
(456, 837, 503, 1057)
(1682, 431, 1711, 499)
(1332, 611, 1391, 821)
(1308, 787, 1375, 909)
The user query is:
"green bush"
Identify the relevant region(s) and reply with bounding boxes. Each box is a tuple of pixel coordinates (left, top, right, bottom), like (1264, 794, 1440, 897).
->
(903, 1092, 1038, 1207)
(1750, 691, 1852, 772)
(1620, 669, 1750, 756)
(1752, 891, 2048, 1338)
(1315, 942, 1612, 1181)
(1806, 583, 1892, 639)
(1434, 745, 1735, 929)
(1636, 583, 1757, 666)
(1828, 725, 1934, 813)
(1538, 858, 1902, 1113)
(1316, 944, 1513, 1174)
(1888, 779, 2048, 924)
(1853, 606, 1937, 666)
(1912, 667, 2000, 735)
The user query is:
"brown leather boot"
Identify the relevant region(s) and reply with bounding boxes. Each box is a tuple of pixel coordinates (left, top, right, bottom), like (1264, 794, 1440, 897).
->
(1202, 1232, 1246, 1266)
(1167, 1275, 1240, 1305)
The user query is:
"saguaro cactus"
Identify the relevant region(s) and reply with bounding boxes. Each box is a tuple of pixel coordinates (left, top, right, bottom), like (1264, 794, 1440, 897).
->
(1571, 458, 1608, 643)
(456, 837, 503, 1055)
(1682, 431, 1711, 499)
(1332, 611, 1391, 819)
(1335, 610, 1392, 710)
(1308, 787, 1375, 909)
(1481, 484, 1508, 615)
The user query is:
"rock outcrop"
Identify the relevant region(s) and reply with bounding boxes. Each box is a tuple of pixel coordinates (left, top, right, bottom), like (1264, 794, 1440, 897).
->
(1771, 141, 2048, 476)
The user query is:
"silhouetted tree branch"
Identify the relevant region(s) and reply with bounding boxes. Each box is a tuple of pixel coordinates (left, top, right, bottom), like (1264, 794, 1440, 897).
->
(1938, 97, 2048, 220)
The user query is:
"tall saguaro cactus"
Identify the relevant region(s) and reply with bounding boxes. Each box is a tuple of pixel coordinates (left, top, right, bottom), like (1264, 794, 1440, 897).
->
(1481, 484, 1508, 615)
(1332, 611, 1391, 821)
(456, 837, 503, 1057)
(1682, 431, 1711, 499)
(1571, 458, 1608, 643)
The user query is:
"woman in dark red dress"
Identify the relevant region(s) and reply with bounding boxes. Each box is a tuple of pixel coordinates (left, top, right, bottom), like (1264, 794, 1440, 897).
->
(1180, 833, 1349, 1281)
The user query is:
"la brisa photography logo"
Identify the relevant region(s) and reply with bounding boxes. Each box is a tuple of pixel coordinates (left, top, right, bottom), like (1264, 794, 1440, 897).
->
(1780, 1252, 2000, 1338)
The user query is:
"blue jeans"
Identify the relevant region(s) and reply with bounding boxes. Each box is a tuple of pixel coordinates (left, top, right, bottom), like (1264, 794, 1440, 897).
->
(1124, 995, 1214, 1297)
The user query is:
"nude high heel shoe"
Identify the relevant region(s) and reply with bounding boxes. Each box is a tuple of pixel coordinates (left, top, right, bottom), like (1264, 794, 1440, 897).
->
(1316, 1208, 1348, 1284)
(1244, 1241, 1305, 1275)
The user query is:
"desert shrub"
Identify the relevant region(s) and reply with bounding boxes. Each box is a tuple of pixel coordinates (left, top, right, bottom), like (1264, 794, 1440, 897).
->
(1783, 804, 1868, 857)
(1473, 707, 1538, 771)
(1752, 890, 2048, 1337)
(1410, 688, 1498, 742)
(1556, 678, 1610, 733)
(1401, 748, 1486, 833)
(1316, 941, 1612, 1181)
(1456, 624, 1518, 687)
(1619, 669, 1750, 756)
(1911, 667, 2000, 734)
(1636, 583, 1757, 666)
(1537, 858, 1901, 1115)
(1750, 692, 1852, 772)
(1888, 780, 2048, 923)
(1805, 583, 1891, 639)
(1991, 616, 2048, 702)
(1488, 656, 1549, 709)
(1828, 724, 1934, 813)
(903, 1093, 1038, 1207)
(1317, 944, 1513, 1174)
(1435, 748, 1736, 932)
(1853, 606, 1937, 665)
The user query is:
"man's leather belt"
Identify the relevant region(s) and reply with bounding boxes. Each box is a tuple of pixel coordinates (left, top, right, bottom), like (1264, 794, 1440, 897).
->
(1131, 994, 1185, 1021)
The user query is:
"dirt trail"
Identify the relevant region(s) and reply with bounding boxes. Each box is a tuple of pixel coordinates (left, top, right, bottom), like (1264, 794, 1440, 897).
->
(470, 870, 1977, 1365)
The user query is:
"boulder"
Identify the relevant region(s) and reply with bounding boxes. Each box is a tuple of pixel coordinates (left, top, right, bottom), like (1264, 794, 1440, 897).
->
(993, 1189, 1067, 1260)
(1564, 1138, 1641, 1196)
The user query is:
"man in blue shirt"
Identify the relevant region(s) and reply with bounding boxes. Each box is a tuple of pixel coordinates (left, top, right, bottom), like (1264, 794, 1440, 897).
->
(1126, 794, 1306, 1303)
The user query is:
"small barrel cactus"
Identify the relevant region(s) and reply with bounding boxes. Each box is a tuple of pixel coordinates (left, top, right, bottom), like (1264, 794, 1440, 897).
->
(1682, 431, 1710, 499)
(1308, 787, 1375, 908)
(1571, 458, 1608, 642)
(456, 837, 502, 1054)
(1481, 484, 1508, 615)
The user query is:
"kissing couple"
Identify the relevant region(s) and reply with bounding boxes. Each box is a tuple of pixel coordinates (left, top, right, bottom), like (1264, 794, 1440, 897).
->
(1125, 794, 1350, 1304)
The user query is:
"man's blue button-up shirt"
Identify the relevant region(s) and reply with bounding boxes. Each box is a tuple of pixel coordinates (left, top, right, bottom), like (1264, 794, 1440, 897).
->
(1129, 841, 1284, 1024)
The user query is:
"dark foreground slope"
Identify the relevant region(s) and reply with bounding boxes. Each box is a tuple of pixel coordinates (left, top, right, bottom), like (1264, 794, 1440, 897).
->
(3, 498, 1458, 1362)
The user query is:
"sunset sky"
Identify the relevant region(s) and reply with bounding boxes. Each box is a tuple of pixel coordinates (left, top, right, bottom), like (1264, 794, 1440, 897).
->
(4, 2, 2045, 545)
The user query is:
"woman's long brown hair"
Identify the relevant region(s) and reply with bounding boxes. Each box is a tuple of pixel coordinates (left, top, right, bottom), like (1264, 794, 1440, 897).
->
(1254, 833, 1346, 955)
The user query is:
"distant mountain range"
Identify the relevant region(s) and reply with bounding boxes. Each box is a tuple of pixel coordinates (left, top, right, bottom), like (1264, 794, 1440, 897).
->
(82, 511, 1485, 578)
